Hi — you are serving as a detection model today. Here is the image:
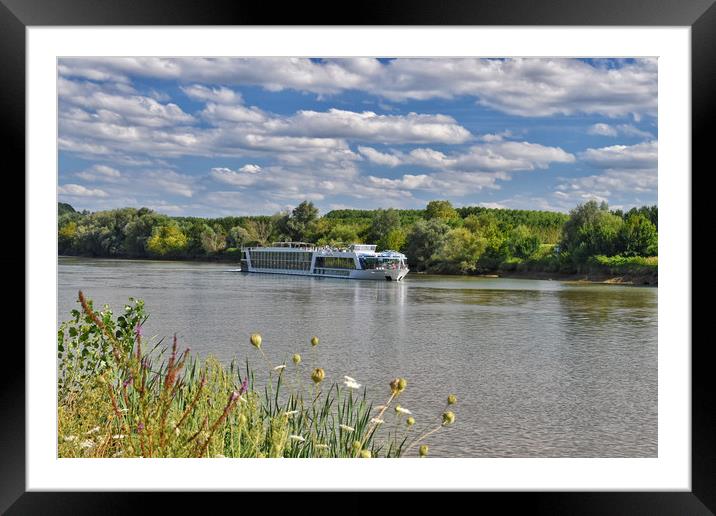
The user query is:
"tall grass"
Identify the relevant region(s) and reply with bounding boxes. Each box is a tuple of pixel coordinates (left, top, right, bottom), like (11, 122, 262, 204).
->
(57, 291, 457, 458)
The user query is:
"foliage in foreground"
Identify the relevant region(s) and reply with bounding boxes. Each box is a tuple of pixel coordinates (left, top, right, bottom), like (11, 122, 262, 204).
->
(58, 293, 457, 458)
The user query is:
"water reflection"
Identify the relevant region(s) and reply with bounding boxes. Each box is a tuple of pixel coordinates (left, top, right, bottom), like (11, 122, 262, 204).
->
(58, 257, 657, 457)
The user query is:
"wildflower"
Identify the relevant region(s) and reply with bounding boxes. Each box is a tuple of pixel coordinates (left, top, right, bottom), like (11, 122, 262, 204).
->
(344, 375, 357, 383)
(395, 405, 412, 415)
(230, 390, 241, 402)
(390, 377, 407, 395)
(406, 416, 416, 427)
(238, 414, 248, 425)
(273, 364, 286, 371)
(419, 445, 429, 457)
(340, 424, 355, 433)
(343, 379, 361, 389)
(360, 449, 372, 458)
(80, 439, 95, 449)
(112, 451, 124, 458)
(442, 411, 456, 426)
(292, 353, 302, 365)
(137, 422, 145, 433)
(250, 333, 262, 349)
(447, 394, 458, 405)
(289, 435, 306, 442)
(63, 435, 77, 442)
(311, 367, 325, 384)
(122, 375, 133, 388)
(311, 336, 319, 347)
(85, 426, 100, 435)
(370, 418, 384, 425)
(175, 427, 180, 437)
(112, 434, 126, 439)
(284, 410, 299, 417)
(134, 322, 143, 338)
(239, 377, 248, 395)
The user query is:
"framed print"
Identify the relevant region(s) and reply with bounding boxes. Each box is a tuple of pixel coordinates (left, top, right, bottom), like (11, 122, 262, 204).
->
(5, 0, 711, 512)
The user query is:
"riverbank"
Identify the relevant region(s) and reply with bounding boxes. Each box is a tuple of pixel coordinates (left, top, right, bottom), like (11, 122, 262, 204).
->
(492, 270, 657, 286)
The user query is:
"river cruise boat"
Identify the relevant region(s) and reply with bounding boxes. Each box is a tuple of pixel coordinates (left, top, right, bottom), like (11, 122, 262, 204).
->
(240, 242, 409, 281)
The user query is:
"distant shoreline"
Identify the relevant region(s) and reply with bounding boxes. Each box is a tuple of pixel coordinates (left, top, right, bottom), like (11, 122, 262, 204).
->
(59, 255, 656, 286)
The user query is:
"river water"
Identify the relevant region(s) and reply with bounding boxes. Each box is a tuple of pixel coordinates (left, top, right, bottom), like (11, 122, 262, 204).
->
(58, 256, 657, 458)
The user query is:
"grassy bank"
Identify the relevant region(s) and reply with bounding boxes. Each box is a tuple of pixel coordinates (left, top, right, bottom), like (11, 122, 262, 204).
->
(58, 292, 457, 458)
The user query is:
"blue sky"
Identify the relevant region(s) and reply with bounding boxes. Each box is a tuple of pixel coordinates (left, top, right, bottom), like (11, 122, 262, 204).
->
(58, 57, 657, 216)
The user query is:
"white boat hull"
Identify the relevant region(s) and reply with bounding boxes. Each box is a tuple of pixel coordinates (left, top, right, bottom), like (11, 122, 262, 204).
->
(247, 267, 408, 281)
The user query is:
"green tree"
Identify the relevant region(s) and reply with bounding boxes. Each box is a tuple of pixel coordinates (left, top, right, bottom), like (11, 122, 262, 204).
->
(561, 200, 625, 262)
(619, 213, 658, 256)
(378, 228, 407, 252)
(425, 200, 459, 224)
(506, 225, 541, 259)
(228, 225, 252, 248)
(367, 208, 401, 247)
(404, 219, 450, 271)
(199, 224, 228, 254)
(433, 227, 487, 273)
(146, 224, 188, 257)
(284, 201, 320, 241)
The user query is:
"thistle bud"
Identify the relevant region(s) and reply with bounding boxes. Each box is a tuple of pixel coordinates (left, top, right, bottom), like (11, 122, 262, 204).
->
(447, 394, 457, 405)
(419, 445, 429, 457)
(250, 333, 262, 349)
(292, 353, 301, 365)
(311, 367, 325, 384)
(311, 336, 319, 347)
(390, 377, 407, 395)
(442, 411, 455, 426)
(360, 449, 372, 458)
(406, 416, 416, 427)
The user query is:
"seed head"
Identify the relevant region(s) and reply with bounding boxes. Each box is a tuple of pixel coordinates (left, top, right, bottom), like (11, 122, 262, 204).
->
(406, 416, 416, 427)
(360, 449, 372, 458)
(447, 394, 458, 405)
(238, 414, 248, 425)
(442, 411, 456, 426)
(352, 441, 362, 453)
(292, 353, 302, 365)
(311, 367, 325, 384)
(419, 445, 429, 457)
(390, 377, 407, 395)
(250, 333, 262, 349)
(311, 336, 319, 347)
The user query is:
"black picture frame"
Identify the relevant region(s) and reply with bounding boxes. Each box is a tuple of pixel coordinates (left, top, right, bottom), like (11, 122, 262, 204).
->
(4, 0, 709, 512)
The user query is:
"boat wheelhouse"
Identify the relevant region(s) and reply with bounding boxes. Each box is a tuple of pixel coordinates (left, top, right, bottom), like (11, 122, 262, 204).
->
(240, 242, 409, 281)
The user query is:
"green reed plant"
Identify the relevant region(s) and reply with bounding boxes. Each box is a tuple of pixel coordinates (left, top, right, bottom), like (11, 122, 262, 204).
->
(58, 291, 458, 458)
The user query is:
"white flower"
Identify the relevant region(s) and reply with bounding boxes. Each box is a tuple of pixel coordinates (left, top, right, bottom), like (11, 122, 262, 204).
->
(284, 410, 299, 417)
(370, 418, 384, 424)
(112, 451, 123, 458)
(273, 365, 286, 371)
(343, 379, 361, 389)
(63, 435, 77, 442)
(80, 439, 95, 449)
(344, 375, 357, 383)
(396, 406, 412, 415)
(112, 434, 126, 439)
(339, 424, 355, 432)
(289, 435, 306, 442)
(85, 426, 100, 435)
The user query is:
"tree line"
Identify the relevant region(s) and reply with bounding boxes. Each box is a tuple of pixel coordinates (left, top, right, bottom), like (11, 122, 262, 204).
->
(58, 199, 657, 276)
